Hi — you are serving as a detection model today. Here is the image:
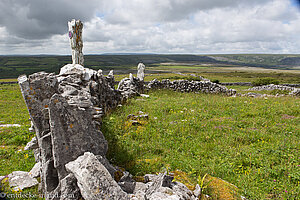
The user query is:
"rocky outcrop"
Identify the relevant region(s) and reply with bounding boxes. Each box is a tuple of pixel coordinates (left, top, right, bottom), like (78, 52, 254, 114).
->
(147, 79, 236, 96)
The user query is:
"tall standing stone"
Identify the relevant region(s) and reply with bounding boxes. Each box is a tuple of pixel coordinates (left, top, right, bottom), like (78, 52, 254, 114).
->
(137, 63, 145, 81)
(68, 19, 84, 66)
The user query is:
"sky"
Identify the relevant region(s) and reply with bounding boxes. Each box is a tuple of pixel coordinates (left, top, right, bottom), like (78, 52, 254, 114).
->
(0, 0, 300, 55)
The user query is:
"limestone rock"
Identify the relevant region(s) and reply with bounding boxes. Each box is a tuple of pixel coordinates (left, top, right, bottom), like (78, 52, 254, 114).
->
(95, 155, 117, 178)
(118, 171, 136, 193)
(118, 74, 144, 99)
(68, 19, 84, 65)
(148, 192, 180, 200)
(193, 184, 201, 198)
(65, 152, 129, 200)
(137, 63, 145, 81)
(134, 182, 148, 194)
(8, 171, 38, 191)
(48, 174, 82, 200)
(147, 79, 236, 96)
(29, 162, 41, 178)
(129, 191, 147, 200)
(290, 88, 300, 96)
(145, 173, 174, 197)
(0, 176, 5, 182)
(49, 94, 108, 180)
(171, 181, 195, 200)
(24, 137, 38, 150)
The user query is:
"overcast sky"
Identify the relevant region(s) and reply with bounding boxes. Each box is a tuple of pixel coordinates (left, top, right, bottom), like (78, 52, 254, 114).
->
(0, 0, 300, 55)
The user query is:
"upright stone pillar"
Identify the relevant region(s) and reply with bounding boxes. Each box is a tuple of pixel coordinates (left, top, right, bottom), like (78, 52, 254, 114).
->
(137, 63, 145, 81)
(68, 19, 84, 66)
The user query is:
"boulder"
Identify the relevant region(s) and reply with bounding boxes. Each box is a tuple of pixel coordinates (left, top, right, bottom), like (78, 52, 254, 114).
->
(65, 152, 129, 200)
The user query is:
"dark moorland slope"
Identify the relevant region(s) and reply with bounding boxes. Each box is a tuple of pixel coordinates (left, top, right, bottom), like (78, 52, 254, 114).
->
(0, 54, 299, 79)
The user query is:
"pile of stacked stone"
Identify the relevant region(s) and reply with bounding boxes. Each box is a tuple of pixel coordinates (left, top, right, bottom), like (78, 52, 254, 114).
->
(247, 84, 295, 91)
(65, 152, 201, 200)
(147, 79, 236, 96)
(117, 63, 145, 99)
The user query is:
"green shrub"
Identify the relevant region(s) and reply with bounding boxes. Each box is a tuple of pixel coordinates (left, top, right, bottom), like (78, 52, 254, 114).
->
(252, 78, 279, 86)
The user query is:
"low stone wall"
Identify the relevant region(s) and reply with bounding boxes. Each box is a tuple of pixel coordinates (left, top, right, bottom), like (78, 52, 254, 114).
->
(220, 82, 252, 86)
(147, 79, 237, 96)
(247, 84, 295, 91)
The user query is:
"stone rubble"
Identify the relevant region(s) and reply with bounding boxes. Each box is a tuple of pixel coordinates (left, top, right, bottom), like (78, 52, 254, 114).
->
(147, 79, 236, 96)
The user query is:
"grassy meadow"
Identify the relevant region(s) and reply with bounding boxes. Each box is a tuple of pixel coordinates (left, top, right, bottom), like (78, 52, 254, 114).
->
(0, 62, 299, 199)
(102, 90, 300, 199)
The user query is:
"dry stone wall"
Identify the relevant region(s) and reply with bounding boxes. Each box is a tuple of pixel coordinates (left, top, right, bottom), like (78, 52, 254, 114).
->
(147, 79, 237, 96)
(18, 64, 145, 199)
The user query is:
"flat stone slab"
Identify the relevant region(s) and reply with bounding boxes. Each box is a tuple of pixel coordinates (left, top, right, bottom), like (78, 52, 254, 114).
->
(0, 124, 21, 128)
(8, 171, 38, 191)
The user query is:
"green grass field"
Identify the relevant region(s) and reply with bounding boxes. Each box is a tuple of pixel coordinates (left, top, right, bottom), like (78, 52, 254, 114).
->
(101, 90, 300, 199)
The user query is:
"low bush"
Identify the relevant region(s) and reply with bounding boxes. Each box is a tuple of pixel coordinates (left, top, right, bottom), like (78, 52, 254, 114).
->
(252, 78, 280, 86)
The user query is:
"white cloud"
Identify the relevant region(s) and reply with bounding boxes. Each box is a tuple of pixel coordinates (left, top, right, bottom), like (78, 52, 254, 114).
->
(0, 0, 300, 54)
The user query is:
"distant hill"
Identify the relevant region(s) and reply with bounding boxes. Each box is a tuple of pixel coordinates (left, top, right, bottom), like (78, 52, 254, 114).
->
(0, 54, 299, 79)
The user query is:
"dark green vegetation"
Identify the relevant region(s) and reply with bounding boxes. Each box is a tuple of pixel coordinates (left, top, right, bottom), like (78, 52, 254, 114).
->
(102, 90, 300, 199)
(1, 54, 300, 79)
(252, 78, 280, 86)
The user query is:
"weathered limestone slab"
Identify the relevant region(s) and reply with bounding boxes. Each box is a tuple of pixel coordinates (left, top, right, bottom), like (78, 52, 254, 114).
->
(65, 152, 129, 200)
(49, 94, 108, 180)
(137, 63, 145, 81)
(18, 72, 58, 138)
(29, 162, 41, 178)
(18, 72, 59, 194)
(68, 19, 84, 65)
(24, 136, 38, 150)
(8, 171, 38, 191)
